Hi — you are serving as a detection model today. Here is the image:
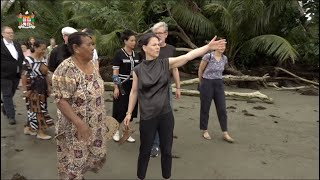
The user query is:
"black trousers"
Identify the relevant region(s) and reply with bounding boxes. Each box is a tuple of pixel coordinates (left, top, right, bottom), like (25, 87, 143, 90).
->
(200, 78, 228, 131)
(137, 111, 174, 180)
(1, 78, 20, 119)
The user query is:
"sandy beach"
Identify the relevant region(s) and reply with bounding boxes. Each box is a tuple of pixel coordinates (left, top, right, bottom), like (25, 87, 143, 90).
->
(1, 85, 319, 179)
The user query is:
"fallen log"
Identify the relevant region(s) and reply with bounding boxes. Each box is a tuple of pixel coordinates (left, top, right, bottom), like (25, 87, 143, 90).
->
(172, 88, 274, 104)
(275, 67, 319, 86)
(104, 82, 114, 91)
(104, 81, 273, 103)
(223, 74, 270, 81)
(268, 82, 318, 90)
(171, 74, 269, 87)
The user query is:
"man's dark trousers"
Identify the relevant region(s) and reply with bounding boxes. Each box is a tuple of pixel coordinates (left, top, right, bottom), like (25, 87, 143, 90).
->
(1, 75, 20, 119)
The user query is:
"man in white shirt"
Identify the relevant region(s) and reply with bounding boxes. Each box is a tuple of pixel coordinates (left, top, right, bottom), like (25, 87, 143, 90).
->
(1, 26, 25, 125)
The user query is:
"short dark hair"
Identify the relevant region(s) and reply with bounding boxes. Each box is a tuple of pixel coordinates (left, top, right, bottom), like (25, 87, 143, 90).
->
(121, 30, 136, 42)
(138, 33, 159, 59)
(67, 32, 90, 54)
(30, 40, 46, 53)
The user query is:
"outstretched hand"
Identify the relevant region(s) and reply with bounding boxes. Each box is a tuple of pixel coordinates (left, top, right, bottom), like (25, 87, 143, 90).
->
(208, 36, 227, 50)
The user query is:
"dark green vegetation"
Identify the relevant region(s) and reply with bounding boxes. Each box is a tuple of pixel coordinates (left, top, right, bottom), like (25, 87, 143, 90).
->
(1, 0, 318, 77)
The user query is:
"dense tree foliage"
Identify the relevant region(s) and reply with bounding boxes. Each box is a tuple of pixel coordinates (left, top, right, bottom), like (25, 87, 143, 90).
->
(1, 0, 318, 71)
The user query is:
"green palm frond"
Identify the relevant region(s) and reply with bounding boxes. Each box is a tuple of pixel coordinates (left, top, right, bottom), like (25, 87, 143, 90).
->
(244, 34, 299, 64)
(286, 24, 308, 44)
(171, 2, 217, 36)
(265, 0, 290, 17)
(204, 2, 233, 33)
(98, 30, 122, 58)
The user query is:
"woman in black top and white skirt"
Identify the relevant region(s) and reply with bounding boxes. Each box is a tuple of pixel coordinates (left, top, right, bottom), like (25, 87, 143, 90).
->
(112, 30, 140, 143)
(123, 33, 226, 180)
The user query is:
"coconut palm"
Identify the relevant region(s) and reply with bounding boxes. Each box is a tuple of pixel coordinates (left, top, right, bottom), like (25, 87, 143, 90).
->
(62, 0, 148, 58)
(141, 0, 299, 68)
(201, 0, 299, 68)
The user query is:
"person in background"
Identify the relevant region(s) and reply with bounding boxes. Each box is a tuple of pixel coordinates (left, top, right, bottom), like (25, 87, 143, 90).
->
(1, 26, 25, 125)
(21, 43, 32, 57)
(48, 26, 77, 73)
(52, 32, 118, 179)
(112, 30, 140, 143)
(27, 36, 36, 49)
(21, 40, 54, 140)
(123, 33, 226, 180)
(149, 21, 181, 157)
(46, 38, 57, 59)
(198, 39, 234, 143)
(18, 43, 31, 88)
(82, 28, 99, 69)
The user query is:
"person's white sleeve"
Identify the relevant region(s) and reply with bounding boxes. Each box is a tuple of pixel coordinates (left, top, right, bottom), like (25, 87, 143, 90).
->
(93, 49, 99, 62)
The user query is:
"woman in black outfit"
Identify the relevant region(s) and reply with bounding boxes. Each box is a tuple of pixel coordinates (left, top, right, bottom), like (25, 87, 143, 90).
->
(112, 30, 140, 143)
(123, 33, 226, 180)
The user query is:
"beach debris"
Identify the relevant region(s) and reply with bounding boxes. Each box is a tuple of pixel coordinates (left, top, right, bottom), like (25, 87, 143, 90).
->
(261, 161, 267, 165)
(174, 108, 178, 111)
(274, 121, 278, 123)
(246, 100, 256, 103)
(269, 114, 280, 118)
(253, 106, 267, 110)
(274, 67, 319, 86)
(11, 173, 27, 180)
(1, 135, 14, 138)
(298, 89, 319, 96)
(227, 106, 237, 109)
(242, 110, 255, 116)
(15, 149, 24, 152)
(179, 106, 187, 109)
(172, 154, 181, 159)
(104, 98, 113, 102)
(173, 135, 178, 139)
(104, 79, 274, 103)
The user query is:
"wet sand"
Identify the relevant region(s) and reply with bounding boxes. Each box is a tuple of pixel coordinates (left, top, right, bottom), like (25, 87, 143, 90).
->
(1, 86, 319, 179)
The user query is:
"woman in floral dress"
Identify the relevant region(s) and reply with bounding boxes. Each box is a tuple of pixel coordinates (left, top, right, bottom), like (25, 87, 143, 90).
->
(52, 32, 118, 179)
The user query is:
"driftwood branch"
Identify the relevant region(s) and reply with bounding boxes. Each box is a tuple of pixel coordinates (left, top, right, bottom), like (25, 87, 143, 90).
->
(268, 82, 318, 90)
(275, 67, 319, 86)
(172, 88, 273, 103)
(104, 77, 274, 103)
(223, 74, 270, 81)
(171, 75, 270, 88)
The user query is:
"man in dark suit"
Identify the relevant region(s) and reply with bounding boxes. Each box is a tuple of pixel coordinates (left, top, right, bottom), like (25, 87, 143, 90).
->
(1, 26, 24, 125)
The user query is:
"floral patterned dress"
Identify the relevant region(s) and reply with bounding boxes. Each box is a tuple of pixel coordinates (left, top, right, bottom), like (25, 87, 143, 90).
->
(52, 58, 118, 179)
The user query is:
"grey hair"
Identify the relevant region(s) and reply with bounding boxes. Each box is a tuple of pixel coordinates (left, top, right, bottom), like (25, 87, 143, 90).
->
(151, 22, 168, 33)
